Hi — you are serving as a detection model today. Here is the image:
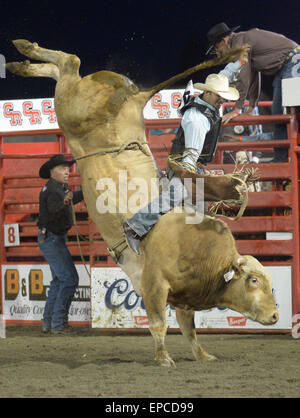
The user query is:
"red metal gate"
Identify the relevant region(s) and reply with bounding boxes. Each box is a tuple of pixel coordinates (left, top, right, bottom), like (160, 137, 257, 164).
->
(0, 105, 299, 325)
(145, 107, 300, 320)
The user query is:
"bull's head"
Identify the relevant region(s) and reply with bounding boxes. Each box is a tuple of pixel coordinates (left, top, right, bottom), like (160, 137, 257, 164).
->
(220, 256, 279, 325)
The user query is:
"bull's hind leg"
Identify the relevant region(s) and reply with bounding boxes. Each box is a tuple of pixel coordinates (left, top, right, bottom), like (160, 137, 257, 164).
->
(176, 308, 216, 362)
(6, 61, 60, 80)
(12, 39, 80, 77)
(141, 279, 175, 367)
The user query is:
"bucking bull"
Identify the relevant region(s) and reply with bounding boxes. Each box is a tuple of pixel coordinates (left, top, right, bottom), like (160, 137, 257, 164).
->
(7, 40, 278, 366)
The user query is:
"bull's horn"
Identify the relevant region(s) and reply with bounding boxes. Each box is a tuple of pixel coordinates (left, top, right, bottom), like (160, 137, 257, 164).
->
(231, 257, 247, 275)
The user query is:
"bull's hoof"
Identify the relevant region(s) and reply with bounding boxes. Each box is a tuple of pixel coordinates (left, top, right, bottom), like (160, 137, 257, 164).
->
(6, 61, 31, 75)
(155, 354, 176, 367)
(203, 353, 217, 362)
(193, 348, 217, 362)
(157, 359, 176, 367)
(198, 352, 217, 362)
(13, 39, 37, 56)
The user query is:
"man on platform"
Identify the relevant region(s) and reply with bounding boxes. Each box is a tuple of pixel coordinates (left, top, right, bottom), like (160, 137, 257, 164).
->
(206, 22, 300, 162)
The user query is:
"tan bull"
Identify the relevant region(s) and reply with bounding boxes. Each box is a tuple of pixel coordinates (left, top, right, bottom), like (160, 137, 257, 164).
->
(143, 212, 278, 364)
(7, 40, 278, 367)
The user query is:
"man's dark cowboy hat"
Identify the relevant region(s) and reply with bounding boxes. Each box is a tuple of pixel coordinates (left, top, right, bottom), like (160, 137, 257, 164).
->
(206, 22, 240, 54)
(39, 154, 76, 179)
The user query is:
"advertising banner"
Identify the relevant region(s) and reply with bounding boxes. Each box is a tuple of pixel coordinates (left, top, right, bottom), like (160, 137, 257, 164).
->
(0, 90, 187, 133)
(0, 98, 58, 132)
(1, 264, 292, 329)
(143, 89, 185, 119)
(1, 264, 91, 323)
(91, 266, 292, 330)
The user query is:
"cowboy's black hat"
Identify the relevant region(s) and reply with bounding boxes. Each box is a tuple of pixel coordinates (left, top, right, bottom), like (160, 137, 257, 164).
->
(39, 154, 76, 179)
(206, 22, 240, 54)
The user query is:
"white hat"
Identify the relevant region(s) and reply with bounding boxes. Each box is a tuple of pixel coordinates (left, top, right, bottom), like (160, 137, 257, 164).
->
(194, 74, 239, 101)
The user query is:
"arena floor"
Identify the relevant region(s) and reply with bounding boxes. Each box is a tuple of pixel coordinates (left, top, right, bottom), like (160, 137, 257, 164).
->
(0, 325, 299, 398)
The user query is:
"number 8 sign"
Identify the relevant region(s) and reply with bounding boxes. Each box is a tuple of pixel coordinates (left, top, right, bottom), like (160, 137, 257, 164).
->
(4, 224, 20, 247)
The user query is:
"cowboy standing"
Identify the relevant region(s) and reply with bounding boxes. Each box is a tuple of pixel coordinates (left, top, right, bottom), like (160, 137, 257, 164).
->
(123, 74, 239, 255)
(206, 22, 300, 162)
(38, 154, 84, 334)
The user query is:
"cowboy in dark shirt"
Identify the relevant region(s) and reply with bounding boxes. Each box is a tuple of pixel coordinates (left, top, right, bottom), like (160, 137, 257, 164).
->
(38, 154, 84, 334)
(206, 22, 300, 161)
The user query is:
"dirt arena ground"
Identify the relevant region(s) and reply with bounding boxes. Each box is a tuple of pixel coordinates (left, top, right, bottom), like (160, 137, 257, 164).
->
(0, 325, 299, 398)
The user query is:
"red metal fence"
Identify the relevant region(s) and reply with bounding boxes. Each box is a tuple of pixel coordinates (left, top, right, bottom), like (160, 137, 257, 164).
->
(0, 105, 299, 318)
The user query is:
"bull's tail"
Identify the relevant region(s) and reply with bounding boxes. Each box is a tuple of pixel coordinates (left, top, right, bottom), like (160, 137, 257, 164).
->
(141, 46, 247, 101)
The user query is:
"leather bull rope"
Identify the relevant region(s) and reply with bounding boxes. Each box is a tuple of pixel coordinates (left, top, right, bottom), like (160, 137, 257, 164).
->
(70, 201, 91, 278)
(74, 139, 151, 162)
(167, 154, 260, 221)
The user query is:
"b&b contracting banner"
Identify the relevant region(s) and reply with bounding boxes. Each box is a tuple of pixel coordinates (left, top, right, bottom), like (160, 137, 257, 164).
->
(1, 264, 90, 323)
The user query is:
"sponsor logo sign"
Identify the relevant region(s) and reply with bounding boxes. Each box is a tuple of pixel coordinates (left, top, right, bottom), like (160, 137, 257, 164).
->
(1, 265, 292, 329)
(1, 264, 90, 323)
(0, 90, 192, 133)
(143, 90, 184, 119)
(91, 266, 292, 330)
(134, 316, 149, 326)
(227, 317, 247, 327)
(0, 98, 58, 132)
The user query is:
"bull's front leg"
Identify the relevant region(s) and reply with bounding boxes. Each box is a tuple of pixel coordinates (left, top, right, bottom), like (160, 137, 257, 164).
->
(176, 308, 217, 362)
(141, 279, 175, 367)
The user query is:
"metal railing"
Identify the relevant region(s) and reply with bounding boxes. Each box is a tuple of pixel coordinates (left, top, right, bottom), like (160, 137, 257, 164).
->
(0, 106, 299, 318)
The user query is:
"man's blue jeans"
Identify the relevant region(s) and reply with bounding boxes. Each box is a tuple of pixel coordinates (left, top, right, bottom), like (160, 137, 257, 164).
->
(272, 54, 300, 161)
(127, 174, 187, 236)
(126, 168, 206, 237)
(38, 231, 79, 330)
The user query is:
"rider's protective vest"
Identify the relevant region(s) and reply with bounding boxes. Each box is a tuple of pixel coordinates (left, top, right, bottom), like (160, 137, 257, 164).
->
(170, 97, 222, 164)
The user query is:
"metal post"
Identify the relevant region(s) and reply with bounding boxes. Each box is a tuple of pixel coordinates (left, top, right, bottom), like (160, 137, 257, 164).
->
(0, 136, 5, 314)
(288, 108, 300, 318)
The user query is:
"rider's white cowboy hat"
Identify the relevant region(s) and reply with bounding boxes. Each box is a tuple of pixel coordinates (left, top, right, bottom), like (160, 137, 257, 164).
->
(194, 74, 239, 101)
